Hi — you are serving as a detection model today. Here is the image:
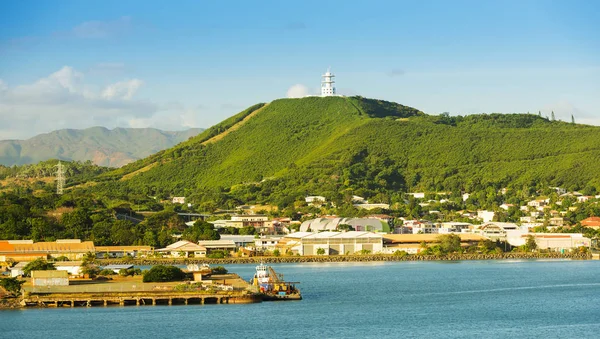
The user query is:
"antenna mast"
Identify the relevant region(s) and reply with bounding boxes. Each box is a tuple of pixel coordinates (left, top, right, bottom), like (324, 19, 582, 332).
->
(56, 161, 65, 195)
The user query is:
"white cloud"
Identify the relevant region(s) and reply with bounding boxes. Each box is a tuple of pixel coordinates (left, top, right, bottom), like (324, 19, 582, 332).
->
(72, 16, 132, 39)
(0, 66, 162, 139)
(102, 79, 143, 100)
(286, 84, 310, 98)
(0, 66, 208, 139)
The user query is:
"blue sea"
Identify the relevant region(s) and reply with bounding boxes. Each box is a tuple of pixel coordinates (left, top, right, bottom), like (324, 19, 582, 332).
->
(2, 260, 600, 338)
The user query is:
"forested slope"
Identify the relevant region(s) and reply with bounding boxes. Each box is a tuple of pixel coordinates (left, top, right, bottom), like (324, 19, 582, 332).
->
(90, 96, 600, 206)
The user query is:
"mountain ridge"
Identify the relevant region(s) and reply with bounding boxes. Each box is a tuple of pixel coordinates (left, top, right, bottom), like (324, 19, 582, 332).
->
(0, 126, 204, 168)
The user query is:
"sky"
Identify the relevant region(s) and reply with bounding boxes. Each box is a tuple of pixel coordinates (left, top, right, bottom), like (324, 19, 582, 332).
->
(0, 0, 598, 140)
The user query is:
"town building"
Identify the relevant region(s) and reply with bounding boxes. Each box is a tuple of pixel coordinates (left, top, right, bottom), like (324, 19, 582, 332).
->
(31, 270, 69, 287)
(156, 240, 207, 258)
(475, 222, 520, 240)
(581, 217, 600, 229)
(0, 239, 95, 261)
(506, 231, 590, 252)
(54, 261, 83, 276)
(277, 231, 383, 255)
(381, 234, 487, 254)
(172, 197, 186, 204)
(197, 239, 237, 253)
(299, 217, 391, 232)
(95, 246, 153, 259)
(305, 196, 327, 206)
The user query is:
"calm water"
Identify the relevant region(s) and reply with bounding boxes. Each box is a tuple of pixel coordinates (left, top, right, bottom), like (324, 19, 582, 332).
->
(2, 260, 600, 338)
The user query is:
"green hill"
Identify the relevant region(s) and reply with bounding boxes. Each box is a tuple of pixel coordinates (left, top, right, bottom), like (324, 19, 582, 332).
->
(92, 96, 600, 207)
(0, 127, 204, 168)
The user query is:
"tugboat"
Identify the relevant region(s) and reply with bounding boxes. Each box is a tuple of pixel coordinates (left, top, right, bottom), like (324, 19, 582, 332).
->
(251, 263, 301, 301)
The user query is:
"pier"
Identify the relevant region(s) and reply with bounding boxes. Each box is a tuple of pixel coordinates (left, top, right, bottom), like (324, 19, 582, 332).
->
(19, 273, 262, 308)
(22, 291, 261, 307)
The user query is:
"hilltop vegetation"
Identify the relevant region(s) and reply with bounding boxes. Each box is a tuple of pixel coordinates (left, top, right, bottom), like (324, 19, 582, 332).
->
(87, 96, 599, 210)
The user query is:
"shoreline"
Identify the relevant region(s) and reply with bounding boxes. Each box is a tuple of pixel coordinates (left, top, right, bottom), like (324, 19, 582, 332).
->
(98, 252, 592, 265)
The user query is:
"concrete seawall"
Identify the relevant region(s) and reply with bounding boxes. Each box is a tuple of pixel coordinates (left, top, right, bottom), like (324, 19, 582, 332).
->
(99, 252, 591, 266)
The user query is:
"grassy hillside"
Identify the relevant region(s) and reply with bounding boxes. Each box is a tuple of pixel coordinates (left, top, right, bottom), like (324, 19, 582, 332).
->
(0, 127, 204, 168)
(90, 96, 600, 206)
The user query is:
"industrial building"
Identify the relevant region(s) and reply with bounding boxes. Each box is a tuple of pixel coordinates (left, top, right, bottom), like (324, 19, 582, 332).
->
(277, 231, 383, 255)
(382, 234, 487, 254)
(299, 218, 390, 233)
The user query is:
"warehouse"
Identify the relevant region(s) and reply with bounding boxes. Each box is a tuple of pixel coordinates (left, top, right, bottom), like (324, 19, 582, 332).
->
(277, 231, 383, 255)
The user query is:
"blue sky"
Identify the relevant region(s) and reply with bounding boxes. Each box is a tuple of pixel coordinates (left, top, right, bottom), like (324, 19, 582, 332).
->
(0, 0, 598, 139)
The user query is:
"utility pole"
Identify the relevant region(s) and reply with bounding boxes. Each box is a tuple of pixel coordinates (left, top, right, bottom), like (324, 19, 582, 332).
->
(56, 161, 65, 195)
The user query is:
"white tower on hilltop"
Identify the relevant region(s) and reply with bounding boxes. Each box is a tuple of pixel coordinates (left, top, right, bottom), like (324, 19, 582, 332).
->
(321, 67, 336, 97)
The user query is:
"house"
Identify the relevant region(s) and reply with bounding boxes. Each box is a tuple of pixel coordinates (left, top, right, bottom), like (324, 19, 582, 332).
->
(10, 262, 28, 277)
(520, 216, 537, 223)
(549, 217, 565, 227)
(581, 217, 600, 229)
(382, 234, 486, 254)
(351, 195, 367, 204)
(305, 196, 326, 206)
(407, 193, 426, 199)
(500, 204, 514, 211)
(31, 270, 69, 287)
(477, 210, 495, 223)
(527, 200, 547, 208)
(196, 240, 237, 253)
(354, 203, 390, 210)
(462, 193, 470, 202)
(54, 261, 83, 276)
(156, 240, 207, 258)
(254, 237, 281, 252)
(577, 196, 592, 203)
(172, 197, 186, 204)
(219, 235, 256, 248)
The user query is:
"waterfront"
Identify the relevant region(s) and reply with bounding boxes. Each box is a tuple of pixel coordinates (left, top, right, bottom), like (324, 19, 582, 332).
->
(2, 260, 600, 338)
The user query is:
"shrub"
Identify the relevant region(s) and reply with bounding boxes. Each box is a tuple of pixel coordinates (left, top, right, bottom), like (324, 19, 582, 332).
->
(0, 277, 25, 296)
(392, 250, 409, 258)
(142, 265, 186, 282)
(211, 266, 228, 274)
(99, 269, 116, 276)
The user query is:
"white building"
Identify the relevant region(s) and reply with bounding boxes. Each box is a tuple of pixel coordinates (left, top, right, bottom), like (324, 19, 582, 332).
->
(321, 68, 336, 96)
(277, 231, 383, 255)
(477, 210, 496, 223)
(172, 197, 186, 204)
(305, 196, 327, 206)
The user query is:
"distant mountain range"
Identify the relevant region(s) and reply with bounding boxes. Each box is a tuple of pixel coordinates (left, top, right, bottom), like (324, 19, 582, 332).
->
(0, 127, 204, 168)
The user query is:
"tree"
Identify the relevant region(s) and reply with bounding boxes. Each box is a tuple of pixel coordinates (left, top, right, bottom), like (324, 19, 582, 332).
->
(524, 235, 538, 252)
(571, 114, 575, 124)
(0, 277, 25, 296)
(182, 220, 220, 242)
(142, 265, 186, 282)
(437, 234, 462, 254)
(273, 249, 280, 257)
(23, 258, 55, 277)
(316, 248, 326, 255)
(551, 111, 556, 121)
(239, 226, 256, 235)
